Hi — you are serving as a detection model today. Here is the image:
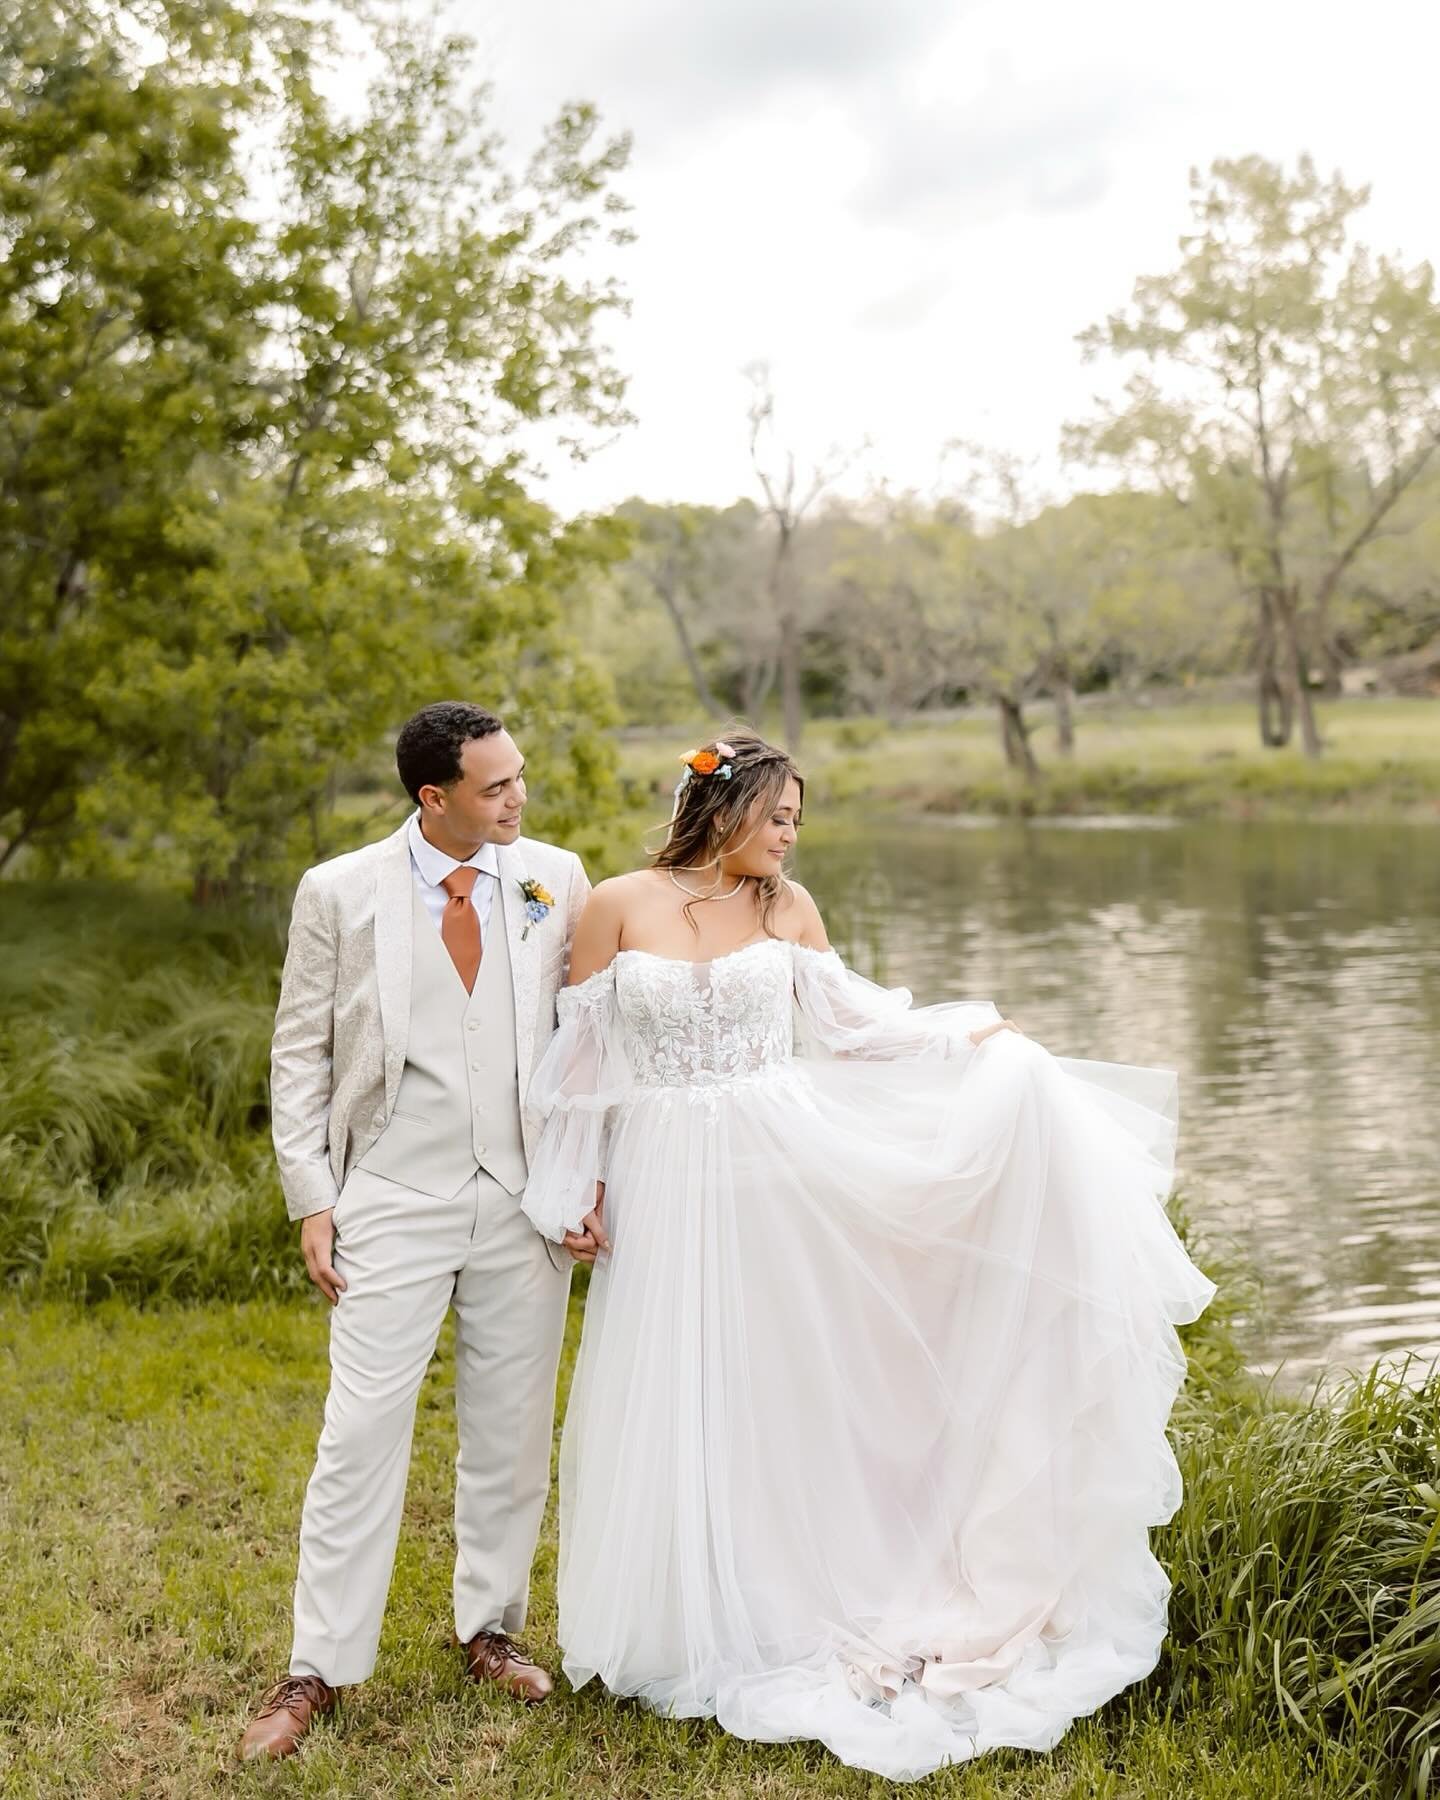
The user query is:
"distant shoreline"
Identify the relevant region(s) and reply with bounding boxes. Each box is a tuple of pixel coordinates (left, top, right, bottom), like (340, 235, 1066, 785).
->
(617, 695, 1440, 831)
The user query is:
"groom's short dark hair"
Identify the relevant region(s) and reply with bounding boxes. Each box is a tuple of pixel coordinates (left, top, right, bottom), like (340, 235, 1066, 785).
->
(396, 702, 506, 805)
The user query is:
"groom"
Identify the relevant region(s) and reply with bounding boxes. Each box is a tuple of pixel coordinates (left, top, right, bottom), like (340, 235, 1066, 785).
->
(239, 701, 591, 1761)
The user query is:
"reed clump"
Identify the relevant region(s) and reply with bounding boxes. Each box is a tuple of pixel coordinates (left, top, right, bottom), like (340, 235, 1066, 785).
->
(0, 882, 299, 1300)
(1159, 1355, 1440, 1797)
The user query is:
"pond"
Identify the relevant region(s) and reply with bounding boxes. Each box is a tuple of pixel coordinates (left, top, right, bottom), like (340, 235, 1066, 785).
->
(798, 815, 1440, 1385)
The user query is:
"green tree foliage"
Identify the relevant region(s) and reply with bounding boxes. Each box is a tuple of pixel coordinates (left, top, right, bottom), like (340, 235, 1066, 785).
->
(1070, 154, 1440, 757)
(0, 0, 632, 894)
(0, 0, 270, 871)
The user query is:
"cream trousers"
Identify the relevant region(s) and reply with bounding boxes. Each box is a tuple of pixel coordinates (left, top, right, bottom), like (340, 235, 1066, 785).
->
(289, 1165, 571, 1686)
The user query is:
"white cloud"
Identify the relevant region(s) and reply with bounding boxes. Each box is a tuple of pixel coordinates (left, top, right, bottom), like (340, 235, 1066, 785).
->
(854, 272, 954, 332)
(444, 0, 1440, 517)
(471, 0, 964, 144)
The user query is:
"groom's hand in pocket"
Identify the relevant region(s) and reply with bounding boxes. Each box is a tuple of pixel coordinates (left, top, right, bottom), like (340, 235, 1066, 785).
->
(563, 1182, 609, 1265)
(301, 1208, 347, 1305)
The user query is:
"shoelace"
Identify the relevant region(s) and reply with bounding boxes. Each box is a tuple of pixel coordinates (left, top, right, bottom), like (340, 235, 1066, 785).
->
(255, 1674, 333, 1720)
(469, 1632, 537, 1675)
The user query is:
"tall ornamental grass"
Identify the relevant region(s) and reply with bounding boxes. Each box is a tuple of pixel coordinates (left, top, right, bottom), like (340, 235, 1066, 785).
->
(1160, 1353, 1440, 1797)
(0, 882, 298, 1299)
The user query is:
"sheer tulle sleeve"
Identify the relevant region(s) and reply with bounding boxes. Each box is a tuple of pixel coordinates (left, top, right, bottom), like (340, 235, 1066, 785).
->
(522, 964, 635, 1242)
(791, 942, 1005, 1065)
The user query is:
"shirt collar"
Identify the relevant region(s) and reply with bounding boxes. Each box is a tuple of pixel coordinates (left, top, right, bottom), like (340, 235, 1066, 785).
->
(407, 811, 501, 889)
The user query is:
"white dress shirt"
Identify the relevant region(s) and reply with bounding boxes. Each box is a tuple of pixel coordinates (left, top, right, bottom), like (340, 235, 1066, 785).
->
(407, 811, 500, 937)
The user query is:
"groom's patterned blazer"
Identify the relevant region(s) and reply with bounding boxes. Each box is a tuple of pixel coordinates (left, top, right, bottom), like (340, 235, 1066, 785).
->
(270, 819, 589, 1222)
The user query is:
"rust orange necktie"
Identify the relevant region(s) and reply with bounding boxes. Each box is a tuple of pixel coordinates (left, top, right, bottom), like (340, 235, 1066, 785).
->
(439, 866, 482, 993)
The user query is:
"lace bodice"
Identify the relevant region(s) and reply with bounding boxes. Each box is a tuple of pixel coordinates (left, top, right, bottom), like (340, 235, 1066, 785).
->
(524, 935, 1005, 1242)
(613, 940, 795, 1087)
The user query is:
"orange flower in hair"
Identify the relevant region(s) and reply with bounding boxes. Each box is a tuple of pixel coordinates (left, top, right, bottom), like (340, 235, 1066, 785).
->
(674, 743, 737, 811)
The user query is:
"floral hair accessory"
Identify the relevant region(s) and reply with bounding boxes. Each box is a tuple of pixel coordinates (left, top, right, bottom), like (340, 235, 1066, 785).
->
(680, 742, 736, 780)
(672, 740, 736, 813)
(518, 876, 554, 940)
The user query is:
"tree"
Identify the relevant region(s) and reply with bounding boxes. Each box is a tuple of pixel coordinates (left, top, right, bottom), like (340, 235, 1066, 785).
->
(610, 499, 769, 718)
(820, 495, 967, 722)
(0, 0, 633, 893)
(935, 448, 1091, 778)
(0, 0, 276, 871)
(1070, 154, 1440, 757)
(744, 363, 858, 749)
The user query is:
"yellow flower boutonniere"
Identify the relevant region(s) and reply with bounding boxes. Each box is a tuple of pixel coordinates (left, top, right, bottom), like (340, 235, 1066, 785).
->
(518, 878, 554, 940)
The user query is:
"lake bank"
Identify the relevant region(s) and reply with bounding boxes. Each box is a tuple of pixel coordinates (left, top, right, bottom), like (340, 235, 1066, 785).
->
(615, 697, 1440, 826)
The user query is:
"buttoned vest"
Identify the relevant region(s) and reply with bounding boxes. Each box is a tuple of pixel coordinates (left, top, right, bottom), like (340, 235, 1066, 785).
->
(358, 881, 528, 1198)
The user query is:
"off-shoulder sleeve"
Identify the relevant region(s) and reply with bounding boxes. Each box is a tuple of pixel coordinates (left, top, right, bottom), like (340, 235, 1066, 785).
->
(522, 964, 634, 1242)
(790, 943, 1004, 1065)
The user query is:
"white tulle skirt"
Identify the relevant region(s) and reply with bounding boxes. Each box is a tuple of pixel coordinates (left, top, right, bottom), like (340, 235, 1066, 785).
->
(554, 1030, 1215, 1780)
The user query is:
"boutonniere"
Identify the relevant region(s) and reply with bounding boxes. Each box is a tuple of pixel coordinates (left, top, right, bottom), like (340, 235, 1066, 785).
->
(518, 877, 554, 940)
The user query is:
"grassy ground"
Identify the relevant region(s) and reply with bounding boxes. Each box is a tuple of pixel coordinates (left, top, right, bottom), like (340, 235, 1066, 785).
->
(1, 1280, 1437, 1798)
(614, 696, 1440, 828)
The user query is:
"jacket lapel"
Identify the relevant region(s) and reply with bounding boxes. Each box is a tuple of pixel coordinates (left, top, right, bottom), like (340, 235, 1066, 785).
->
(373, 820, 414, 1111)
(496, 842, 537, 1089)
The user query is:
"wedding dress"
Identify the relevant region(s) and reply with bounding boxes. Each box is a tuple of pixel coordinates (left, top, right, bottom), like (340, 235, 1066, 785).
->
(521, 937, 1215, 1781)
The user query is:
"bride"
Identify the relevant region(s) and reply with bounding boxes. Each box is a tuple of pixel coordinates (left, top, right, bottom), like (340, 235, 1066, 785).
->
(521, 732, 1215, 1781)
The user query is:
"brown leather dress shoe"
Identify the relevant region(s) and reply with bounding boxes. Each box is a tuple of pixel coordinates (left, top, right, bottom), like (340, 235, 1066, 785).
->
(237, 1674, 337, 1761)
(460, 1629, 554, 1705)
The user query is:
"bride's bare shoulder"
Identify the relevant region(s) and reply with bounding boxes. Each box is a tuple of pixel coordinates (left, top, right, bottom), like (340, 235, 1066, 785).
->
(776, 877, 831, 951)
(586, 868, 664, 912)
(567, 870, 666, 985)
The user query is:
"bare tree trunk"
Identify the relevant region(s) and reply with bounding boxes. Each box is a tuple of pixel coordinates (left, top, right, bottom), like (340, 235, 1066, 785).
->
(655, 584, 723, 717)
(778, 605, 803, 750)
(1053, 677, 1076, 757)
(1275, 583, 1322, 759)
(741, 656, 777, 717)
(1258, 669, 1292, 747)
(997, 694, 1040, 781)
(765, 524, 804, 750)
(746, 367, 858, 754)
(1256, 590, 1293, 747)
(1314, 628, 1344, 699)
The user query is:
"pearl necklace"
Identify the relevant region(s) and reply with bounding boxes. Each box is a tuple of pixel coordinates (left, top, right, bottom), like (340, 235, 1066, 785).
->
(668, 868, 747, 902)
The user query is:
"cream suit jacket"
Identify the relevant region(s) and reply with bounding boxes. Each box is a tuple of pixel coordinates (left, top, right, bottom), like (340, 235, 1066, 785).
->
(270, 819, 589, 1221)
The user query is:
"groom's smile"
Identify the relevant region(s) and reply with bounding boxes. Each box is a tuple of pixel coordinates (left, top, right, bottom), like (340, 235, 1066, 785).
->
(416, 728, 528, 860)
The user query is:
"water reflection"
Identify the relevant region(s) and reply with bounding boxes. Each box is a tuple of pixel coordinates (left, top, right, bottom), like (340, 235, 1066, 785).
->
(797, 817, 1440, 1385)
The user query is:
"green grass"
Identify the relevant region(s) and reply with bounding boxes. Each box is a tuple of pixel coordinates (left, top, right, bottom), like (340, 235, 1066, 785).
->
(616, 696, 1440, 825)
(1, 1280, 1436, 1797)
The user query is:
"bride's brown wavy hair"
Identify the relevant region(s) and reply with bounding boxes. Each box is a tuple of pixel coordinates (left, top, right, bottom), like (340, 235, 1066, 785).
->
(651, 731, 804, 937)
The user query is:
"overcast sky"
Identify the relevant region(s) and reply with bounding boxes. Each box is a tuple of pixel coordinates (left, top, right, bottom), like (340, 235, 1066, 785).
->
(455, 0, 1439, 519)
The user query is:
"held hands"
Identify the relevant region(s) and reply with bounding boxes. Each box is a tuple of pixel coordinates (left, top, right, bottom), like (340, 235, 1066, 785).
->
(301, 1207, 347, 1305)
(563, 1181, 610, 1266)
(968, 1018, 1024, 1047)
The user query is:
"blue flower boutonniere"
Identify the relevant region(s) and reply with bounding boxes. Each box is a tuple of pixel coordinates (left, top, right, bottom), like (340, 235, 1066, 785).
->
(518, 877, 554, 940)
